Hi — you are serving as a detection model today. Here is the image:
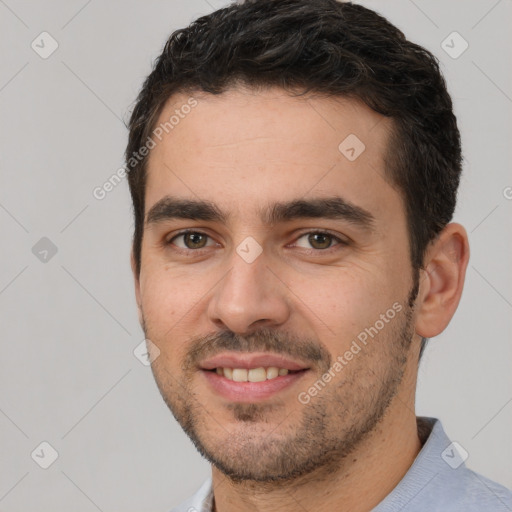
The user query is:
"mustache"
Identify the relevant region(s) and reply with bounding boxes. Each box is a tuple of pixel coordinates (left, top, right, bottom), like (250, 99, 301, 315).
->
(182, 327, 332, 373)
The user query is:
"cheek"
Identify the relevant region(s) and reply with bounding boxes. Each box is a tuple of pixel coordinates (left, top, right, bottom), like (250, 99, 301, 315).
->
(139, 269, 196, 333)
(292, 268, 398, 340)
(139, 271, 201, 367)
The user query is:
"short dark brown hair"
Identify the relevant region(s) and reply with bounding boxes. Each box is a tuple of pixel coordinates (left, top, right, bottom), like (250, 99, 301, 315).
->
(125, 0, 462, 360)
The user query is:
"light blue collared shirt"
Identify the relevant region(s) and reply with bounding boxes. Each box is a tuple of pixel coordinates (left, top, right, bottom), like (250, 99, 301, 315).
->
(170, 417, 512, 511)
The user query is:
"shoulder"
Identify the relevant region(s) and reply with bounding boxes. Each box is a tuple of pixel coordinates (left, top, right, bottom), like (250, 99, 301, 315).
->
(374, 417, 512, 512)
(377, 463, 512, 512)
(437, 466, 512, 511)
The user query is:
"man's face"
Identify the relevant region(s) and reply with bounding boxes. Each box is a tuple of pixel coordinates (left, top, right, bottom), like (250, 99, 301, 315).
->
(133, 87, 421, 482)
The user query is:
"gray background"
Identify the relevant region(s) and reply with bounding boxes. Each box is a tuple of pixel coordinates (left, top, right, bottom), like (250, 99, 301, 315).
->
(0, 0, 510, 510)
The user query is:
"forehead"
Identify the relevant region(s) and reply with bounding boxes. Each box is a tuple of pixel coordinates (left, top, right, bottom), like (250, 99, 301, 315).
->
(143, 86, 402, 227)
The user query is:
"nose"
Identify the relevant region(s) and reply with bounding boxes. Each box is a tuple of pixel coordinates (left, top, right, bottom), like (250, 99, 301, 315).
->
(207, 245, 291, 334)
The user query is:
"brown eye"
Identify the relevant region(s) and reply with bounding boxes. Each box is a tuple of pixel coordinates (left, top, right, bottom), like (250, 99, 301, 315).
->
(307, 233, 333, 250)
(169, 231, 214, 250)
(183, 232, 208, 249)
(294, 231, 343, 251)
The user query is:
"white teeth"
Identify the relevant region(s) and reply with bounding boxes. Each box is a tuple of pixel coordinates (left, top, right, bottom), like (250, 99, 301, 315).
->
(214, 366, 292, 381)
(232, 369, 248, 382)
(248, 367, 267, 382)
(266, 367, 279, 380)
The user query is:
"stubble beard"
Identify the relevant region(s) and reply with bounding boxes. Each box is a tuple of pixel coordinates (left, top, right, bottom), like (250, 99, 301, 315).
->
(144, 283, 418, 485)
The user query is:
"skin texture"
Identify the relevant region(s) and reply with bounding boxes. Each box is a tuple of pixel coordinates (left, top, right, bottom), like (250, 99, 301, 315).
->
(131, 86, 470, 512)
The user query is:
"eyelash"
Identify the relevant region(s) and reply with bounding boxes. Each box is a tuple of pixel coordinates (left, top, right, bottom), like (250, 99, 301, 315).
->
(165, 229, 349, 256)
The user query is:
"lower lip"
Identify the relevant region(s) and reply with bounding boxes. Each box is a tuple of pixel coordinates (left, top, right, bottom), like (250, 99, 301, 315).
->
(201, 369, 309, 402)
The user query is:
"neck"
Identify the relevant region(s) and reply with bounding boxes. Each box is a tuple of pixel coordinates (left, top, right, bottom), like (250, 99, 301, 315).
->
(211, 400, 422, 512)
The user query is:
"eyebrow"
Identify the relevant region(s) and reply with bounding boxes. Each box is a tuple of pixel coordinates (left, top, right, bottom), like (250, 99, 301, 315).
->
(145, 195, 375, 231)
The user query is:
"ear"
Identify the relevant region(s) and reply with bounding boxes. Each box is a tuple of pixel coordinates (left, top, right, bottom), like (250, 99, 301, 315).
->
(415, 223, 470, 338)
(130, 249, 143, 326)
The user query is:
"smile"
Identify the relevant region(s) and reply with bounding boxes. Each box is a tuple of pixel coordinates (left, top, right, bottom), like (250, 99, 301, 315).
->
(201, 367, 309, 402)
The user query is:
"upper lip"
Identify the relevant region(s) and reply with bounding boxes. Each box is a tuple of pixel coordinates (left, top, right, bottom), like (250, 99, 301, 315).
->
(199, 352, 310, 371)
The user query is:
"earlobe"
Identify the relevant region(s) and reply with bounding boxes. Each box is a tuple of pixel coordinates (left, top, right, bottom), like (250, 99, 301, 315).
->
(415, 223, 470, 338)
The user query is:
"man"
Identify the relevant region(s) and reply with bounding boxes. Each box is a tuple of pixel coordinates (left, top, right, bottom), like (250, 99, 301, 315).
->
(125, 1, 512, 510)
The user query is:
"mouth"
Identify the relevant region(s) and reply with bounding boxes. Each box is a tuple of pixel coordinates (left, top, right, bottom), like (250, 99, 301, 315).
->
(198, 352, 311, 402)
(203, 366, 307, 381)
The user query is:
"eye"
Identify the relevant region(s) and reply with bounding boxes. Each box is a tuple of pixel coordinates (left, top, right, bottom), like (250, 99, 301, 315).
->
(293, 231, 347, 251)
(165, 229, 348, 255)
(167, 230, 216, 251)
